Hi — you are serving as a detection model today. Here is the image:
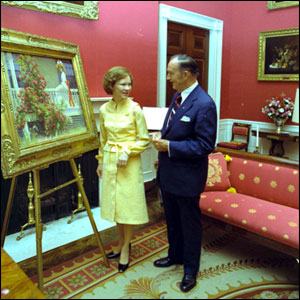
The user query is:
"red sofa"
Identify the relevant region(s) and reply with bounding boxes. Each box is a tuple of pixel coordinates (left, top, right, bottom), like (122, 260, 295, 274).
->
(200, 147, 299, 258)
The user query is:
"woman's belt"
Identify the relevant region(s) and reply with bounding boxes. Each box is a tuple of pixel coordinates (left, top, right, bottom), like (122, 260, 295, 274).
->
(103, 140, 135, 153)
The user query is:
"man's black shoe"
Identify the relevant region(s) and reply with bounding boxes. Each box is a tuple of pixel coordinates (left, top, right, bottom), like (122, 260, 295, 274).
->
(180, 274, 197, 293)
(153, 257, 181, 268)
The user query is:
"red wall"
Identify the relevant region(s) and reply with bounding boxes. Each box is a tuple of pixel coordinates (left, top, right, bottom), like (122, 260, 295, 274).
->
(1, 1, 159, 106)
(225, 1, 299, 124)
(162, 1, 299, 124)
(1, 1, 299, 124)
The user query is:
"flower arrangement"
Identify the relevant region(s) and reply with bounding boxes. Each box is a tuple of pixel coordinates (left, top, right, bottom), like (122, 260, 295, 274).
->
(15, 54, 70, 137)
(262, 92, 295, 122)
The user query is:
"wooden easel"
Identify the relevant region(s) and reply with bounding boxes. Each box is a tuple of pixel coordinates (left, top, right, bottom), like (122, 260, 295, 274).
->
(1, 158, 109, 291)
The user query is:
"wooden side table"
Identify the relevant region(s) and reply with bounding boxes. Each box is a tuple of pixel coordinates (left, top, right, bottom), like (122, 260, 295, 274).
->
(1, 248, 46, 299)
(252, 128, 299, 157)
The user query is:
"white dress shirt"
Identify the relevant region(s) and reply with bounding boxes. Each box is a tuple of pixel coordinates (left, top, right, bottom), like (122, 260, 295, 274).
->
(180, 81, 199, 105)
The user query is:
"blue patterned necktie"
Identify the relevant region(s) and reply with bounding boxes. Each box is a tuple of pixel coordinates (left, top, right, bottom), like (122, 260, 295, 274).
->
(169, 93, 182, 123)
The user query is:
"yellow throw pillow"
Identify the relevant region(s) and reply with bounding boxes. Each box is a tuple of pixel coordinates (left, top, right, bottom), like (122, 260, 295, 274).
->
(226, 187, 237, 193)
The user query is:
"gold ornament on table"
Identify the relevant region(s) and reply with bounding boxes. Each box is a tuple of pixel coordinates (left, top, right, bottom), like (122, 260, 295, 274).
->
(16, 173, 46, 241)
(262, 92, 295, 133)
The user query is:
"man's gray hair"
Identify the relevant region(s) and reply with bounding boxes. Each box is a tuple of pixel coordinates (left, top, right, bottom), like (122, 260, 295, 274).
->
(170, 54, 199, 76)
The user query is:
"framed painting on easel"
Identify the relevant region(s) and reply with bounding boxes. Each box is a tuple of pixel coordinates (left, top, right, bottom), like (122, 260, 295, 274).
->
(1, 28, 99, 179)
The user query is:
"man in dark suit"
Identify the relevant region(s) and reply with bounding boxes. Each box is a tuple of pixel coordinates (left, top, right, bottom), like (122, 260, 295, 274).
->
(152, 54, 217, 293)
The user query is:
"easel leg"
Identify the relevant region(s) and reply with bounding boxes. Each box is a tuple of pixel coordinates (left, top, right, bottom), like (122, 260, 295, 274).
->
(1, 176, 18, 247)
(33, 169, 44, 290)
(69, 159, 109, 267)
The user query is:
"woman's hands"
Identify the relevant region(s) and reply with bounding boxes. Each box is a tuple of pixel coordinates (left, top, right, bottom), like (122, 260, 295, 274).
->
(117, 152, 129, 168)
(97, 152, 129, 178)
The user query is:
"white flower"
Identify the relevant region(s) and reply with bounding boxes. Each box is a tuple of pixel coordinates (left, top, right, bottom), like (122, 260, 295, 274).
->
(262, 93, 294, 121)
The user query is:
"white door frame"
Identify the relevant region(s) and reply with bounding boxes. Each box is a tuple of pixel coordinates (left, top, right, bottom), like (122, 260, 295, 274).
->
(157, 4, 223, 142)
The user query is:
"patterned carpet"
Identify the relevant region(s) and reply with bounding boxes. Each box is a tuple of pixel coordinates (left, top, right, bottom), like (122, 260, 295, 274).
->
(31, 220, 299, 299)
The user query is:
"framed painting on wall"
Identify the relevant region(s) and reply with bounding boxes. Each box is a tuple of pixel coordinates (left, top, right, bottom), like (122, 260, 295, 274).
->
(1, 28, 99, 178)
(267, 1, 299, 10)
(257, 28, 299, 81)
(1, 1, 99, 20)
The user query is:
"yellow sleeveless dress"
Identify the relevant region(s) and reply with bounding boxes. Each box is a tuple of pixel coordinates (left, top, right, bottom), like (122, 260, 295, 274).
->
(97, 98, 150, 224)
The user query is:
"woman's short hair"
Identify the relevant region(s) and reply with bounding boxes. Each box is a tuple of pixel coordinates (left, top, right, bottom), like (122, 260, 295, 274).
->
(170, 54, 199, 76)
(102, 66, 134, 95)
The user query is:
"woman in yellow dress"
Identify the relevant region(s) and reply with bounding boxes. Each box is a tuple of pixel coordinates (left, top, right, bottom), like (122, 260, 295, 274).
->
(96, 66, 150, 272)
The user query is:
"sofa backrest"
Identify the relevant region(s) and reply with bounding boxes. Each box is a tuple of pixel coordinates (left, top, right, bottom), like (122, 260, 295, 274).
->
(227, 155, 299, 209)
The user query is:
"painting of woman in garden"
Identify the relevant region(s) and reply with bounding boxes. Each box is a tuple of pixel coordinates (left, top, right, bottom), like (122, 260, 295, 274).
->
(2, 52, 87, 147)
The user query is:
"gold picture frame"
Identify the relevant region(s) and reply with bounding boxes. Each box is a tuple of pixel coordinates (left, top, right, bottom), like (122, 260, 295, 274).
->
(267, 1, 299, 10)
(1, 1, 99, 20)
(257, 28, 299, 81)
(1, 28, 99, 179)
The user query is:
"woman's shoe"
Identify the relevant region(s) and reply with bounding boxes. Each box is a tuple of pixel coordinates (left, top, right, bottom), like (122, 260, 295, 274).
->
(118, 243, 132, 273)
(107, 243, 131, 260)
(107, 251, 120, 259)
(118, 262, 129, 273)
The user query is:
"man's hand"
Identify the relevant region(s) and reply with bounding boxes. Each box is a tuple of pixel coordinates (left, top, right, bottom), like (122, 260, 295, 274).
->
(152, 133, 169, 152)
(152, 131, 162, 140)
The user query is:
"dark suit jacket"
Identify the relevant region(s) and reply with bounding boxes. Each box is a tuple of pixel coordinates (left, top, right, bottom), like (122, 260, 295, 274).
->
(157, 85, 217, 197)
